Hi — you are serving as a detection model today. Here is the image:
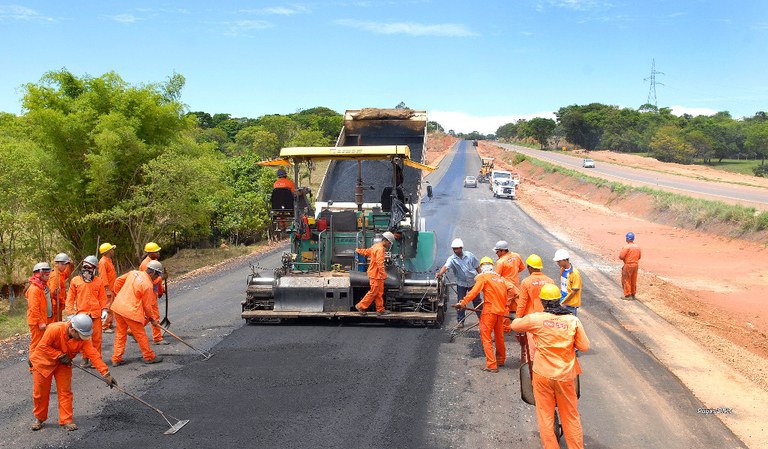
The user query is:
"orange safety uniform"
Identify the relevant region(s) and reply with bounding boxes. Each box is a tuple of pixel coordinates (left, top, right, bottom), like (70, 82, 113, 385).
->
(511, 312, 590, 449)
(517, 272, 555, 318)
(139, 256, 164, 342)
(460, 272, 519, 370)
(47, 264, 72, 321)
(110, 271, 157, 363)
(619, 242, 641, 297)
(355, 242, 387, 313)
(496, 251, 526, 332)
(26, 276, 56, 356)
(273, 177, 296, 193)
(65, 276, 107, 357)
(30, 322, 109, 426)
(98, 255, 118, 330)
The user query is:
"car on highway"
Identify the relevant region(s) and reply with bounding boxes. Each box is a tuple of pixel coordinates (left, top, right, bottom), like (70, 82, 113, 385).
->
(464, 175, 477, 188)
(582, 158, 596, 168)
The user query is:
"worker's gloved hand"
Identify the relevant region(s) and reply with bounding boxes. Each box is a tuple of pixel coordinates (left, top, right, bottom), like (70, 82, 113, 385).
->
(103, 372, 117, 388)
(101, 309, 108, 321)
(58, 354, 73, 366)
(452, 303, 463, 310)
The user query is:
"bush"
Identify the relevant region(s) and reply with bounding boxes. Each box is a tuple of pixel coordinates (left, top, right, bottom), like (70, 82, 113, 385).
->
(513, 153, 527, 165)
(753, 164, 768, 177)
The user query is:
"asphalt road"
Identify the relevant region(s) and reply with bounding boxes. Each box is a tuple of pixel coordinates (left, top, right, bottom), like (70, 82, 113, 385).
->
(0, 140, 746, 448)
(497, 142, 768, 210)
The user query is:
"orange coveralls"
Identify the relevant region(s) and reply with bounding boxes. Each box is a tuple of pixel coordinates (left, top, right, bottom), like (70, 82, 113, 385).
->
(511, 312, 591, 449)
(29, 322, 109, 425)
(355, 242, 387, 313)
(26, 279, 56, 356)
(517, 272, 555, 354)
(65, 276, 107, 357)
(619, 242, 641, 297)
(460, 272, 519, 370)
(273, 177, 296, 193)
(98, 255, 117, 330)
(496, 251, 526, 332)
(111, 271, 157, 363)
(47, 264, 72, 321)
(139, 256, 164, 342)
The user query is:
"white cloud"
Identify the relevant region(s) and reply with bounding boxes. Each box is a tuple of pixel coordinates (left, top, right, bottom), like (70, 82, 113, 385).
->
(669, 105, 718, 117)
(335, 19, 477, 37)
(107, 14, 140, 24)
(429, 110, 556, 134)
(0, 5, 54, 22)
(241, 5, 311, 15)
(225, 19, 274, 36)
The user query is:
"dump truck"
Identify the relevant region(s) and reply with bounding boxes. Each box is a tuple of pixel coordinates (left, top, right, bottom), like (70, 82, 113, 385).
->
(242, 108, 448, 327)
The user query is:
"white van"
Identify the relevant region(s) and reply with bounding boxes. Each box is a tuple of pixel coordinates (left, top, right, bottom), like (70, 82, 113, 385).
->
(490, 170, 512, 190)
(493, 179, 516, 199)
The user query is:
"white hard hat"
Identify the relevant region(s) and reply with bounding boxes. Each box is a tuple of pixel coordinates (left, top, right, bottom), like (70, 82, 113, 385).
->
(382, 231, 396, 243)
(70, 313, 93, 339)
(54, 253, 70, 263)
(33, 262, 52, 273)
(553, 249, 570, 261)
(83, 255, 98, 267)
(450, 238, 464, 248)
(493, 240, 509, 251)
(146, 260, 163, 274)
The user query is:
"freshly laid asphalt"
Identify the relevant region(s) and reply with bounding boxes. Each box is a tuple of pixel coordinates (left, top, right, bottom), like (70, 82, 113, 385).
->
(0, 140, 747, 448)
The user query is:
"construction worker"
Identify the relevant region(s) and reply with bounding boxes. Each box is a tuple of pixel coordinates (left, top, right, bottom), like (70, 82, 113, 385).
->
(619, 232, 641, 300)
(110, 261, 165, 365)
(64, 256, 108, 367)
(553, 249, 582, 316)
(26, 262, 55, 363)
(48, 252, 74, 321)
(511, 284, 590, 449)
(493, 240, 526, 332)
(273, 168, 296, 193)
(452, 257, 518, 372)
(517, 254, 555, 318)
(355, 231, 394, 315)
(30, 314, 117, 431)
(435, 238, 481, 328)
(98, 243, 118, 332)
(139, 242, 168, 345)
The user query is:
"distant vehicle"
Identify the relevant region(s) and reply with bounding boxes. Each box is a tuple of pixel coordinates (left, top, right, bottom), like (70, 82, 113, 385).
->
(493, 179, 516, 199)
(472, 139, 478, 147)
(583, 158, 595, 168)
(464, 176, 477, 188)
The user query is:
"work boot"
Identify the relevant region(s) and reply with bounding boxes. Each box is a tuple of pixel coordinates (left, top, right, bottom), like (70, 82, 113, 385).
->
(481, 367, 499, 373)
(60, 422, 78, 431)
(623, 295, 633, 300)
(355, 305, 367, 316)
(111, 359, 128, 367)
(31, 419, 44, 431)
(631, 294, 637, 300)
(154, 339, 170, 346)
(143, 356, 163, 364)
(103, 328, 114, 334)
(376, 310, 389, 316)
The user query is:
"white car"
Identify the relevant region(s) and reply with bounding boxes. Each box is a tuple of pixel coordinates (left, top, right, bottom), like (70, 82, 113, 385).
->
(493, 180, 516, 199)
(464, 176, 477, 188)
(582, 158, 595, 168)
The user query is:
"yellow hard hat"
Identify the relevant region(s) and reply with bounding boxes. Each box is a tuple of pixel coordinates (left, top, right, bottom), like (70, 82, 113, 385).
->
(144, 242, 161, 253)
(479, 256, 494, 266)
(539, 283, 562, 301)
(99, 242, 116, 254)
(526, 254, 543, 269)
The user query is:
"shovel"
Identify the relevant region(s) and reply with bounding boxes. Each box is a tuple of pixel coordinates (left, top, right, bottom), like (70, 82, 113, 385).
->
(73, 364, 189, 435)
(160, 277, 170, 328)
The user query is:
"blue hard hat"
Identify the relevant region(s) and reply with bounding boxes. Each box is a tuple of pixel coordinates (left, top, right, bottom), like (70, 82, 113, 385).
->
(626, 232, 635, 241)
(277, 169, 287, 177)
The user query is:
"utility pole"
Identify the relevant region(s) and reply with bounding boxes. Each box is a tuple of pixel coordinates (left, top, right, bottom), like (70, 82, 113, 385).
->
(644, 59, 665, 109)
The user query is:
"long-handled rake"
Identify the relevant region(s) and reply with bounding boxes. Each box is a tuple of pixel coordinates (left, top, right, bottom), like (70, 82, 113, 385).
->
(449, 321, 480, 342)
(157, 325, 214, 360)
(74, 364, 189, 435)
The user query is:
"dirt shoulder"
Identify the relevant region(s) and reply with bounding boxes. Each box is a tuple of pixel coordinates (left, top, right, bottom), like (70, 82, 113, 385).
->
(478, 141, 768, 391)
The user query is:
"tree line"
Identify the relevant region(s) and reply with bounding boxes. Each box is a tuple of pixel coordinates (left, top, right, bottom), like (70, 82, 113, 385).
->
(495, 104, 768, 174)
(0, 69, 342, 296)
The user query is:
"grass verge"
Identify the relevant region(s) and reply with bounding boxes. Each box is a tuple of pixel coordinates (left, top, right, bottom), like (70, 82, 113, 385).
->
(0, 298, 28, 340)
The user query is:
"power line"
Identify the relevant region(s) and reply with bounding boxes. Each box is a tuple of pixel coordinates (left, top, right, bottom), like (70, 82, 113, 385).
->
(644, 59, 665, 108)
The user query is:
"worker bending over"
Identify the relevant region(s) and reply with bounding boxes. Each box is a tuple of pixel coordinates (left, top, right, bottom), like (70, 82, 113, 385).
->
(453, 257, 518, 373)
(30, 314, 117, 431)
(511, 284, 590, 449)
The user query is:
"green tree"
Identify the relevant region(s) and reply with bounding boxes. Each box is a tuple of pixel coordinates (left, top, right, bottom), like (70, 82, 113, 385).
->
(521, 118, 557, 149)
(649, 125, 695, 163)
(234, 127, 280, 159)
(745, 120, 768, 166)
(427, 121, 444, 133)
(496, 122, 519, 140)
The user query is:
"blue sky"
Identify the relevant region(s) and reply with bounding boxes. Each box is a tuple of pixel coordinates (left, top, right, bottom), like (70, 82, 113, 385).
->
(1, 1, 767, 133)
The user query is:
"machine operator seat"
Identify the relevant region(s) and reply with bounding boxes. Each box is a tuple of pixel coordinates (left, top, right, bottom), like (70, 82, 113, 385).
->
(271, 188, 294, 212)
(380, 186, 406, 212)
